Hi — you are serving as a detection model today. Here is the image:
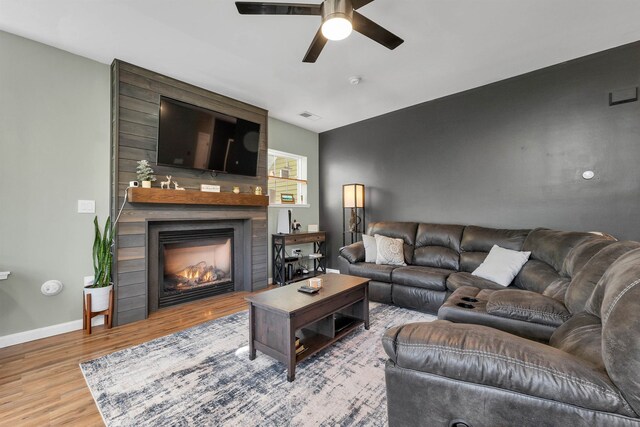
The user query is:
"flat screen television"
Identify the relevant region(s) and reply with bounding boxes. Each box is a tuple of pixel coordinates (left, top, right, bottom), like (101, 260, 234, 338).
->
(157, 97, 261, 177)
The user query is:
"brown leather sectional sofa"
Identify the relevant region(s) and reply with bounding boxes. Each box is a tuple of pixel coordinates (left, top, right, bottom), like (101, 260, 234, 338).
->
(338, 221, 640, 426)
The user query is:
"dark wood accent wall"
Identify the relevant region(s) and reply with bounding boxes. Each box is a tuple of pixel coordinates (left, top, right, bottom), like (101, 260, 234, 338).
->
(110, 60, 269, 326)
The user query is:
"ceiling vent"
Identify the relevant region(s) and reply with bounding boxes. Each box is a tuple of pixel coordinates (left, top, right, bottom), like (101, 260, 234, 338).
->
(299, 111, 322, 121)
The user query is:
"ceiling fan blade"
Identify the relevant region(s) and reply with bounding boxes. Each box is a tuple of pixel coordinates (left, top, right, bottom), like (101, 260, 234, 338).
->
(352, 10, 404, 50)
(235, 2, 322, 15)
(351, 0, 375, 10)
(302, 27, 328, 63)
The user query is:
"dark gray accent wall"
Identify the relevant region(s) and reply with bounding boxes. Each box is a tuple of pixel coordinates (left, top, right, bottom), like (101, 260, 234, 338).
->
(319, 41, 640, 269)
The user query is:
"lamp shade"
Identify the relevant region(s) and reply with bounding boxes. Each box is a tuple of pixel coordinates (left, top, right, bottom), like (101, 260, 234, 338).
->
(343, 183, 365, 208)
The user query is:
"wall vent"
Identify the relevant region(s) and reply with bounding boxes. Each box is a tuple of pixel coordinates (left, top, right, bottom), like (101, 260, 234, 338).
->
(299, 111, 322, 121)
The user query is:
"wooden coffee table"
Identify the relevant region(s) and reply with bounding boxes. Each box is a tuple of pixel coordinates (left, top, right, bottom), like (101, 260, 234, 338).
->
(246, 273, 369, 381)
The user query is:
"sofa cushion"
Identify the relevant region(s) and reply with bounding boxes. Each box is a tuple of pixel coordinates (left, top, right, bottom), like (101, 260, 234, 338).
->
(541, 278, 570, 302)
(460, 225, 530, 252)
(413, 246, 459, 270)
(550, 312, 605, 371)
(459, 251, 487, 272)
(523, 228, 595, 273)
(374, 234, 407, 266)
(362, 234, 376, 262)
(368, 280, 392, 304)
(391, 284, 446, 314)
(392, 266, 454, 291)
(597, 248, 640, 415)
(348, 262, 396, 282)
(472, 245, 531, 287)
(367, 221, 418, 246)
(486, 289, 571, 327)
(562, 238, 615, 278)
(514, 260, 562, 294)
(565, 241, 640, 314)
(339, 241, 364, 264)
(446, 272, 506, 292)
(415, 223, 464, 252)
(382, 320, 636, 417)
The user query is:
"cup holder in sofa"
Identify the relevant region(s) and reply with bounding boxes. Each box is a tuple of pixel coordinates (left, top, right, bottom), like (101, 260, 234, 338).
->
(456, 302, 475, 309)
(461, 297, 479, 303)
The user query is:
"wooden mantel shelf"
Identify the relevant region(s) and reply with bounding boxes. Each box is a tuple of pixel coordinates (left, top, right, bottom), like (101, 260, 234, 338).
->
(128, 188, 269, 207)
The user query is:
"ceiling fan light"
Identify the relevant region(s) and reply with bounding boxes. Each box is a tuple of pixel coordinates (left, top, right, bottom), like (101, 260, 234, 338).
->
(321, 16, 352, 41)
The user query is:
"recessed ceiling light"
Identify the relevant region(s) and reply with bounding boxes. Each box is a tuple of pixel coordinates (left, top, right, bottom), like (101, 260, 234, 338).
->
(349, 76, 362, 85)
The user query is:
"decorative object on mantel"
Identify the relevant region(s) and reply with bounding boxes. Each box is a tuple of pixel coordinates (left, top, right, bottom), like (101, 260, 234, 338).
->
(173, 181, 185, 191)
(161, 175, 173, 189)
(84, 216, 115, 334)
(232, 186, 241, 194)
(342, 183, 365, 246)
(254, 186, 263, 196)
(136, 160, 156, 188)
(200, 184, 220, 193)
(0, 271, 10, 280)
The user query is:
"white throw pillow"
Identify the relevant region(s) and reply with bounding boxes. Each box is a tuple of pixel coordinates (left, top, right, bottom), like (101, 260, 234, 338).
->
(362, 234, 377, 263)
(472, 245, 531, 287)
(374, 234, 407, 266)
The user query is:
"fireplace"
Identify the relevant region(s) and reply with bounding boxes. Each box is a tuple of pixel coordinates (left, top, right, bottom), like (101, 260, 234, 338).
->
(159, 229, 234, 308)
(148, 220, 251, 312)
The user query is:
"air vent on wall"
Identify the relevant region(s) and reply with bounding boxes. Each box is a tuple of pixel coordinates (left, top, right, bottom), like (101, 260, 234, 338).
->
(299, 111, 322, 121)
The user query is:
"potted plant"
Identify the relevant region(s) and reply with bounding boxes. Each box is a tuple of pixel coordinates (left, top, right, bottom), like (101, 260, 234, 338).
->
(136, 160, 156, 188)
(84, 216, 114, 312)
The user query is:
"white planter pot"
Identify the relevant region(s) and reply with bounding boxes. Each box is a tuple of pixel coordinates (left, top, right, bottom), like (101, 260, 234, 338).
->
(141, 181, 152, 188)
(84, 284, 113, 312)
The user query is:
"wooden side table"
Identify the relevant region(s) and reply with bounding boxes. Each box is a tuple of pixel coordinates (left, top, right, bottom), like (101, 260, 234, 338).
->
(272, 231, 326, 285)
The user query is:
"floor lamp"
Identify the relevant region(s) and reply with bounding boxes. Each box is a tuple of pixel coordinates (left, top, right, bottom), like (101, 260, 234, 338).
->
(343, 183, 365, 246)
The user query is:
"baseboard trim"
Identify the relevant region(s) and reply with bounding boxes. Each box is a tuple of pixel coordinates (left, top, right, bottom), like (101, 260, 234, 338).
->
(0, 316, 104, 349)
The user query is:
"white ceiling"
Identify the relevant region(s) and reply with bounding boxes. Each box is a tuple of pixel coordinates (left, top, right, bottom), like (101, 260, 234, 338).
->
(1, 1, 640, 133)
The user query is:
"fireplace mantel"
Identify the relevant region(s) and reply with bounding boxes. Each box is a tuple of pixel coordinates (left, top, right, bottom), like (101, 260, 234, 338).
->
(128, 188, 269, 207)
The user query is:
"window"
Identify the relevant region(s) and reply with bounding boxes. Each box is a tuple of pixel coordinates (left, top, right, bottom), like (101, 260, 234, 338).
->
(267, 149, 308, 206)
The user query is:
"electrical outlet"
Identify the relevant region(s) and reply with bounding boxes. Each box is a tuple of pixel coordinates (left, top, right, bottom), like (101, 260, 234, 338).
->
(78, 200, 96, 214)
(83, 275, 95, 287)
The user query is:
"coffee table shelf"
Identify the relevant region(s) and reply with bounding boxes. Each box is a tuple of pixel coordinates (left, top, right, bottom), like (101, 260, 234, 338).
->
(296, 312, 364, 363)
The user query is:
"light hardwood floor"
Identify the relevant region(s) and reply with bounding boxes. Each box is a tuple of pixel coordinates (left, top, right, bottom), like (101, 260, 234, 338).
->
(0, 287, 272, 426)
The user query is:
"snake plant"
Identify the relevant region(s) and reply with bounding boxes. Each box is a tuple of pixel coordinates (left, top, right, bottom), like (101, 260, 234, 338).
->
(92, 216, 114, 288)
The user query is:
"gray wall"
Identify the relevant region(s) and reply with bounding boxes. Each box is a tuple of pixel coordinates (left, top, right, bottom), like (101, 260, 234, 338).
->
(320, 41, 640, 269)
(267, 118, 320, 279)
(0, 31, 110, 336)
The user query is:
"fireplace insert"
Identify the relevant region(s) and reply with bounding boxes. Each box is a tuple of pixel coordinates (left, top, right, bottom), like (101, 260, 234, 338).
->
(158, 228, 234, 308)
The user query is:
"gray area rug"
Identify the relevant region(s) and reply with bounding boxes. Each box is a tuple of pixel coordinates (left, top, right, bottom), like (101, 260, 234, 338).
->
(80, 303, 435, 426)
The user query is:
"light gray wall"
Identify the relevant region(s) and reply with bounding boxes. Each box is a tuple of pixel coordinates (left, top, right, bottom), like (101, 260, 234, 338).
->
(0, 31, 110, 336)
(267, 118, 320, 279)
(319, 41, 640, 269)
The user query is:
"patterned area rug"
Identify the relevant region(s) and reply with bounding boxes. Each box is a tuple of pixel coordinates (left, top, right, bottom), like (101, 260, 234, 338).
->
(80, 303, 435, 426)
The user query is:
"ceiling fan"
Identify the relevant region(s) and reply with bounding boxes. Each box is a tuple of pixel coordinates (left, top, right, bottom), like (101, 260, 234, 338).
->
(235, 0, 404, 63)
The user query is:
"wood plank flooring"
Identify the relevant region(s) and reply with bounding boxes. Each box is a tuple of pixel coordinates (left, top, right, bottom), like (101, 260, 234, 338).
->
(0, 287, 273, 426)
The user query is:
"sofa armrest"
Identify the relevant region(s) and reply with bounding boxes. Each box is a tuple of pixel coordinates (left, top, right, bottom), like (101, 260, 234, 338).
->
(382, 320, 635, 416)
(339, 241, 365, 264)
(486, 289, 571, 326)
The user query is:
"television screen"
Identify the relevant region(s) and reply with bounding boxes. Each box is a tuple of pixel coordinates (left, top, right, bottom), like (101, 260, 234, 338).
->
(157, 97, 261, 177)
